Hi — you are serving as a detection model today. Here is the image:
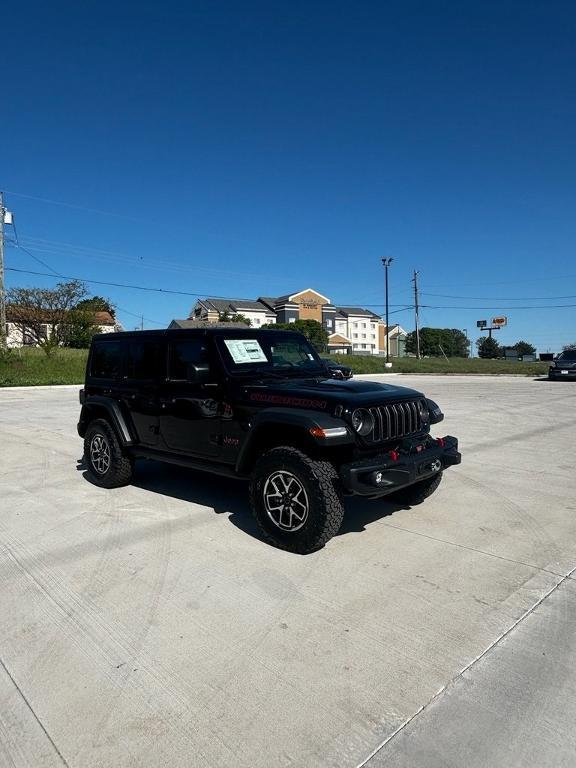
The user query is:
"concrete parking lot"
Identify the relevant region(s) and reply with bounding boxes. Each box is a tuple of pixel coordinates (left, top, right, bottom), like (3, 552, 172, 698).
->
(1, 375, 575, 767)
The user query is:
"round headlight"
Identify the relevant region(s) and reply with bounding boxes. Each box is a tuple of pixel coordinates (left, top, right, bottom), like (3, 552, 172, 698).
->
(351, 408, 374, 436)
(418, 400, 430, 423)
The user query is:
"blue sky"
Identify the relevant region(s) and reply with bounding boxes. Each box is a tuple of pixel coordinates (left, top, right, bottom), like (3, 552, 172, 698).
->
(2, 0, 575, 351)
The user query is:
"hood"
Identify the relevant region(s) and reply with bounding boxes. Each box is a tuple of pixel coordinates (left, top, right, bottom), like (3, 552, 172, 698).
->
(241, 376, 424, 411)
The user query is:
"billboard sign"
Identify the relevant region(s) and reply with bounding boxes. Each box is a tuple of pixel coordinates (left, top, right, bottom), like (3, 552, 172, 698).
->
(476, 319, 487, 328)
(492, 316, 508, 327)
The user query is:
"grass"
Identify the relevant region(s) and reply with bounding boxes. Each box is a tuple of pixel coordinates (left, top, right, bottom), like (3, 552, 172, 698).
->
(324, 355, 550, 377)
(0, 347, 88, 387)
(0, 347, 550, 387)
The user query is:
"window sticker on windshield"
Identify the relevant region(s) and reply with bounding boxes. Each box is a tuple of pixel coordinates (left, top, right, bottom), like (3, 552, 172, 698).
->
(224, 339, 268, 364)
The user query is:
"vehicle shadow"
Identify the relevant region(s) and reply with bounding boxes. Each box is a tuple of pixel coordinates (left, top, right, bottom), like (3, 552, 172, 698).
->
(77, 459, 406, 549)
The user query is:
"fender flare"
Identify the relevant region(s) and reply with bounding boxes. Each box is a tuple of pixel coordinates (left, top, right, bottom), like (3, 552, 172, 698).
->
(235, 407, 353, 473)
(79, 396, 134, 446)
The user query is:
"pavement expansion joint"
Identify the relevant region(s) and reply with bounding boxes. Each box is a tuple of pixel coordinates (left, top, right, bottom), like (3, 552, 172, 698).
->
(0, 655, 70, 767)
(381, 520, 568, 577)
(356, 564, 576, 768)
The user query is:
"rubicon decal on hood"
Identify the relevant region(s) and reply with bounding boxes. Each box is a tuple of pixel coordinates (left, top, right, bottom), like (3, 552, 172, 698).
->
(249, 392, 327, 409)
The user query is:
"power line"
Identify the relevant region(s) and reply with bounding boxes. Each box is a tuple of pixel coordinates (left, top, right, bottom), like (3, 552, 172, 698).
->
(11, 241, 64, 278)
(15, 236, 271, 281)
(8, 266, 576, 313)
(3, 190, 145, 223)
(422, 291, 576, 301)
(6, 239, 163, 327)
(420, 303, 576, 310)
(5, 266, 258, 299)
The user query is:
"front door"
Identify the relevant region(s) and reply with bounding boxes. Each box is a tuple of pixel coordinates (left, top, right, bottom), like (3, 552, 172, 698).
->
(158, 337, 222, 457)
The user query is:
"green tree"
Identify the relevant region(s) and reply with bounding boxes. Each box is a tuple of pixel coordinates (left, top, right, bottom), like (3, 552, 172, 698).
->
(7, 280, 89, 356)
(405, 328, 469, 357)
(513, 340, 536, 357)
(218, 311, 251, 326)
(562, 342, 576, 351)
(263, 319, 328, 352)
(65, 309, 99, 348)
(76, 296, 116, 318)
(476, 336, 501, 359)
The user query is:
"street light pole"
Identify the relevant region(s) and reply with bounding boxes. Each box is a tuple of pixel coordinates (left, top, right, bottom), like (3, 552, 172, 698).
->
(382, 257, 393, 364)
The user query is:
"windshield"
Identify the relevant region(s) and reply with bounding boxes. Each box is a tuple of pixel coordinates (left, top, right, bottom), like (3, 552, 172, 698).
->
(216, 332, 327, 376)
(558, 349, 576, 361)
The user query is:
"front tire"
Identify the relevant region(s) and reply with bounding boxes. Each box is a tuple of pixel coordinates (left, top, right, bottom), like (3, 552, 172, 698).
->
(249, 447, 345, 554)
(389, 471, 443, 505)
(84, 419, 133, 488)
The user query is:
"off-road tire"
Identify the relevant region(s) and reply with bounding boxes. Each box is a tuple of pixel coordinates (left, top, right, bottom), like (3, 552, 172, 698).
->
(84, 419, 133, 488)
(249, 447, 345, 554)
(389, 471, 443, 505)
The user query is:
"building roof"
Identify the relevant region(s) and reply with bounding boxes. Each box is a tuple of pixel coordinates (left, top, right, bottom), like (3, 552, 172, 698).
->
(169, 319, 244, 329)
(6, 306, 116, 326)
(257, 296, 283, 309)
(198, 298, 273, 314)
(381, 324, 408, 337)
(269, 295, 299, 306)
(93, 311, 116, 325)
(336, 306, 381, 319)
(287, 288, 331, 304)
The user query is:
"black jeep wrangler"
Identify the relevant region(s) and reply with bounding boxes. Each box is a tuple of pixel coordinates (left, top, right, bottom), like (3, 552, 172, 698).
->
(78, 328, 460, 553)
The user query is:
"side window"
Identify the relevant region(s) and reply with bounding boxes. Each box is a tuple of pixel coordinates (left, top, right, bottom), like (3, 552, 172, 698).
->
(90, 341, 122, 379)
(168, 339, 209, 381)
(125, 340, 164, 380)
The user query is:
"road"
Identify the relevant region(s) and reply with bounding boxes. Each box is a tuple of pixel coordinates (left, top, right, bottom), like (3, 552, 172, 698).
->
(0, 376, 575, 767)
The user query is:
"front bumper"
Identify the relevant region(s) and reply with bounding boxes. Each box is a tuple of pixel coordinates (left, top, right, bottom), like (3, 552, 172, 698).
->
(549, 368, 576, 379)
(340, 435, 461, 496)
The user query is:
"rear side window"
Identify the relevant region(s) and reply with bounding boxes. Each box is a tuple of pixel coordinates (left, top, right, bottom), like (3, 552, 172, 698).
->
(125, 340, 164, 380)
(168, 339, 209, 380)
(90, 341, 122, 379)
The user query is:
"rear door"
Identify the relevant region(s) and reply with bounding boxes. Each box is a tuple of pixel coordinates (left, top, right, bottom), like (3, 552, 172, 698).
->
(158, 337, 222, 457)
(119, 338, 164, 446)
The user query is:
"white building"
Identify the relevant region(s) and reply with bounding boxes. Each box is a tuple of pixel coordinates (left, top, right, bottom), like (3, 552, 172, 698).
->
(5, 309, 117, 348)
(188, 289, 407, 357)
(191, 298, 276, 327)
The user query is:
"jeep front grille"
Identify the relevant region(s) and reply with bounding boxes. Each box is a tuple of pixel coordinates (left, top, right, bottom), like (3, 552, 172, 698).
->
(366, 401, 423, 443)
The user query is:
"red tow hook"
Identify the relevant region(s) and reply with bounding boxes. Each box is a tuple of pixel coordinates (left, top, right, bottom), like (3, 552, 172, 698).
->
(436, 437, 445, 447)
(388, 450, 399, 461)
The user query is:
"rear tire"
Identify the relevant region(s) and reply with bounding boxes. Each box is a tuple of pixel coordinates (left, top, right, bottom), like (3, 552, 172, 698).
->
(84, 419, 133, 488)
(249, 447, 345, 554)
(388, 471, 443, 505)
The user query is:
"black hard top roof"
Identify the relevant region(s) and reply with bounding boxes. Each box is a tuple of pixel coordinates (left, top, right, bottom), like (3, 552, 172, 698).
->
(92, 327, 306, 342)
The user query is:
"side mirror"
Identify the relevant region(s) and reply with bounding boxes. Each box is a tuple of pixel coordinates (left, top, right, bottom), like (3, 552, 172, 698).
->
(187, 363, 213, 384)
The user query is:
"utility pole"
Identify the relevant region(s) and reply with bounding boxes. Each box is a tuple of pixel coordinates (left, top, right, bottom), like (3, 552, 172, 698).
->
(0, 192, 6, 349)
(381, 257, 393, 365)
(412, 270, 421, 359)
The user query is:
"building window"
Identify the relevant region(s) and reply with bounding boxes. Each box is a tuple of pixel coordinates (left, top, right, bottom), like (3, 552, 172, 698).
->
(289, 317, 296, 323)
(326, 320, 333, 329)
(353, 333, 358, 338)
(361, 333, 366, 338)
(362, 322, 366, 328)
(353, 322, 358, 328)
